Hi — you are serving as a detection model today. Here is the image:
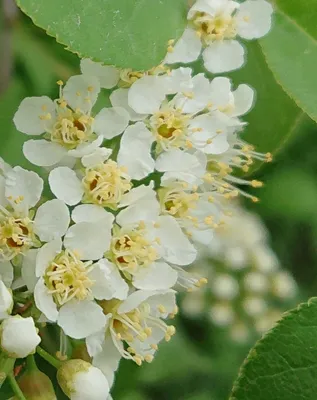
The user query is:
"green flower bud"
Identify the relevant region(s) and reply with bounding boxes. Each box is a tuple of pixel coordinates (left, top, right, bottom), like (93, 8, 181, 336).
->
(18, 369, 57, 400)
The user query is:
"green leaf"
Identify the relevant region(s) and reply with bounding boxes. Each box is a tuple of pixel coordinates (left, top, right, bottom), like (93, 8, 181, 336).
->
(16, 0, 187, 70)
(260, 0, 317, 122)
(230, 298, 317, 400)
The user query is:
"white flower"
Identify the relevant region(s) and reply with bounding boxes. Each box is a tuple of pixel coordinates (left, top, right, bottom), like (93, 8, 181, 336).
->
(13, 75, 130, 167)
(0, 161, 70, 261)
(0, 280, 13, 319)
(165, 0, 273, 73)
(115, 74, 252, 180)
(33, 225, 128, 339)
(57, 359, 110, 400)
(0, 316, 41, 358)
(86, 290, 178, 367)
(110, 184, 197, 290)
(80, 58, 120, 89)
(48, 149, 132, 208)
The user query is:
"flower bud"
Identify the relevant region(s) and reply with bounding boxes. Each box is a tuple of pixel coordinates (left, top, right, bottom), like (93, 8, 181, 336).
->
(0, 316, 41, 358)
(18, 369, 56, 400)
(0, 280, 13, 319)
(57, 359, 110, 400)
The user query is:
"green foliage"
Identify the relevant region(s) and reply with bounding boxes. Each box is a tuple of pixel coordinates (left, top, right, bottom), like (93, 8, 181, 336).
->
(230, 298, 317, 400)
(16, 0, 187, 70)
(260, 0, 317, 122)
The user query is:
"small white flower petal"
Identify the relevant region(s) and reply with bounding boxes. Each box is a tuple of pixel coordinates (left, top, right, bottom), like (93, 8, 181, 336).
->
(72, 204, 112, 224)
(162, 67, 193, 94)
(0, 262, 13, 288)
(89, 259, 129, 300)
(147, 290, 177, 317)
(92, 336, 122, 383)
(128, 75, 167, 115)
(210, 77, 232, 109)
(203, 40, 245, 73)
(80, 58, 120, 89)
(1, 316, 41, 358)
(133, 261, 178, 290)
(67, 135, 104, 158)
(110, 88, 146, 121)
(63, 75, 100, 113)
(5, 166, 43, 212)
(0, 280, 13, 319)
(0, 176, 9, 208)
(118, 290, 159, 314)
(57, 300, 108, 339)
(34, 278, 58, 322)
(34, 199, 70, 242)
(119, 183, 156, 208)
(116, 198, 160, 226)
(156, 215, 197, 265)
(36, 238, 62, 277)
(23, 139, 67, 167)
(117, 122, 155, 180)
(81, 148, 112, 168)
(21, 250, 38, 292)
(49, 167, 83, 206)
(232, 84, 255, 116)
(86, 328, 108, 358)
(64, 217, 114, 260)
(13, 96, 55, 135)
(165, 28, 202, 64)
(236, 0, 273, 40)
(93, 107, 130, 139)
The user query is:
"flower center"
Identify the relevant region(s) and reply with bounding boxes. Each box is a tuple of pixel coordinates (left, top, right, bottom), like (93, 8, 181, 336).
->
(48, 105, 96, 150)
(149, 108, 191, 151)
(44, 250, 94, 306)
(99, 299, 177, 365)
(82, 160, 132, 209)
(0, 211, 34, 261)
(110, 223, 159, 275)
(159, 187, 199, 220)
(191, 12, 236, 44)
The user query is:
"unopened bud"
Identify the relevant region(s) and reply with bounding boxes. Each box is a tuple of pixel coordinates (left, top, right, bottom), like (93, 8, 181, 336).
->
(18, 369, 56, 400)
(57, 359, 110, 400)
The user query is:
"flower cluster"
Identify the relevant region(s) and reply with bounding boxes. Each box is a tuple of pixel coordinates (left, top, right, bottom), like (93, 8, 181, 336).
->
(182, 201, 298, 343)
(0, 0, 274, 398)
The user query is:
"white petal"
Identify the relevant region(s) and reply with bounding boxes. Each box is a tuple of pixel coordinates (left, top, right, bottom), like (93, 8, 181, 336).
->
(203, 40, 245, 73)
(133, 261, 178, 290)
(86, 328, 107, 358)
(0, 158, 12, 174)
(36, 238, 62, 277)
(1, 316, 41, 358)
(0, 280, 13, 318)
(162, 67, 193, 94)
(116, 198, 160, 226)
(147, 290, 177, 317)
(118, 290, 159, 314)
(110, 88, 146, 122)
(128, 75, 167, 114)
(156, 215, 197, 265)
(5, 166, 43, 212)
(68, 135, 103, 158)
(34, 278, 58, 322)
(165, 28, 202, 64)
(89, 259, 129, 300)
(236, 0, 273, 40)
(93, 107, 130, 139)
(119, 183, 156, 208)
(187, 0, 233, 19)
(64, 218, 114, 261)
(23, 139, 67, 167)
(210, 77, 232, 108)
(49, 167, 83, 206)
(232, 84, 255, 116)
(174, 73, 211, 114)
(21, 250, 38, 292)
(117, 122, 155, 180)
(0, 262, 13, 288)
(156, 149, 206, 184)
(80, 58, 120, 89)
(13, 96, 55, 135)
(92, 336, 122, 382)
(63, 75, 100, 113)
(81, 148, 112, 168)
(57, 300, 108, 339)
(72, 205, 113, 224)
(191, 228, 214, 246)
(34, 199, 70, 242)
(0, 176, 9, 208)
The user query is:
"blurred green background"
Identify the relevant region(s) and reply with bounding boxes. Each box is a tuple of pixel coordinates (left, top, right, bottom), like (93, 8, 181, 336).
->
(1, 4, 317, 400)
